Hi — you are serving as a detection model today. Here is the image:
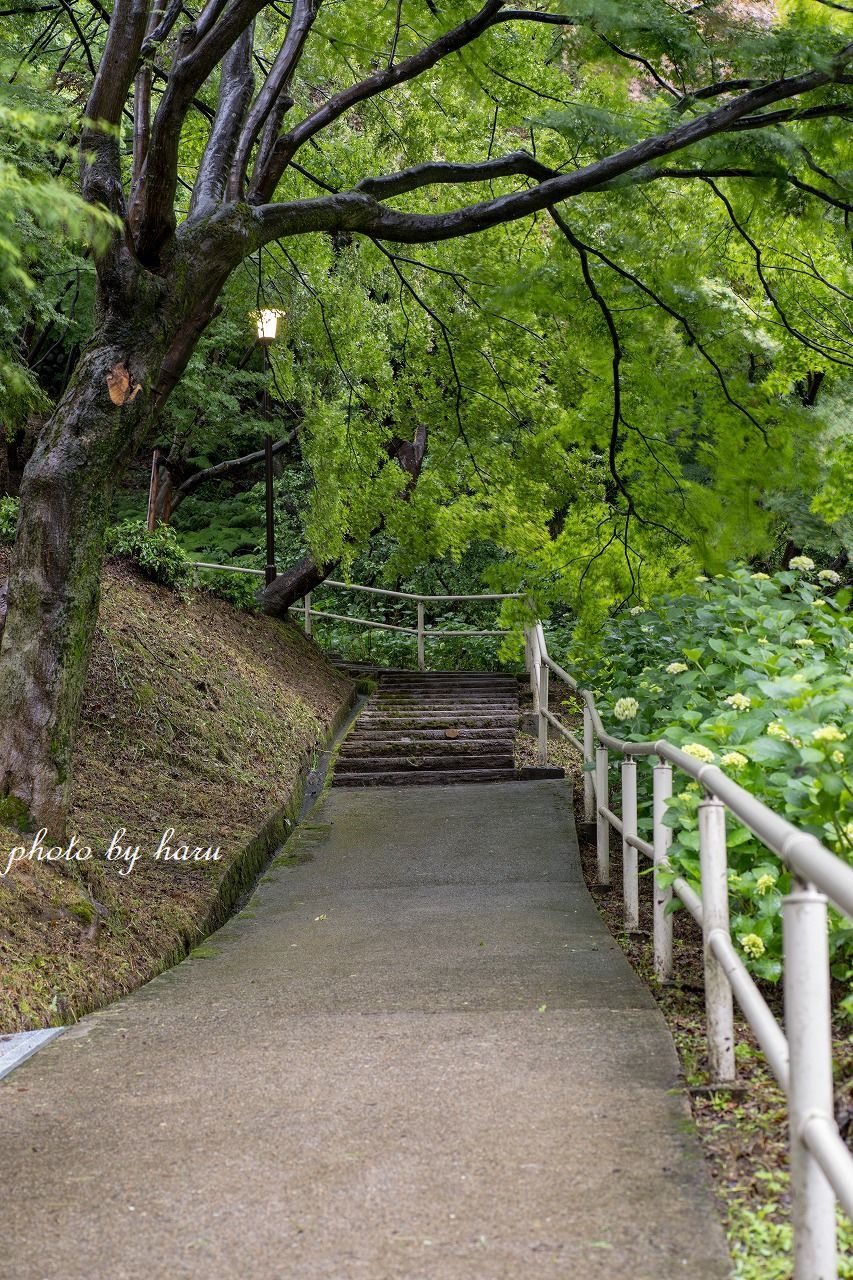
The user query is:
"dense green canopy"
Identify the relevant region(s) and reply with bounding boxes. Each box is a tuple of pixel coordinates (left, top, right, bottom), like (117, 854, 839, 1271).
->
(2, 0, 851, 626)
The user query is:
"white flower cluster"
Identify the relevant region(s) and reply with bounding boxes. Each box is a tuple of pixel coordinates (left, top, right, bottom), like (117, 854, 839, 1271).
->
(789, 555, 815, 571)
(613, 697, 639, 721)
(721, 751, 748, 770)
(812, 724, 846, 744)
(666, 661, 688, 674)
(682, 742, 715, 763)
(725, 692, 751, 711)
(629, 605, 644, 615)
(818, 569, 840, 584)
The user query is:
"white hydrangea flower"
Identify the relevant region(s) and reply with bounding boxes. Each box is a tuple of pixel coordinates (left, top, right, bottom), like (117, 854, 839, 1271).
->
(794, 637, 814, 648)
(818, 569, 840, 584)
(665, 661, 688, 674)
(832, 750, 845, 765)
(725, 693, 751, 711)
(812, 724, 846, 744)
(721, 751, 748, 770)
(757, 636, 768, 645)
(629, 605, 644, 615)
(812, 599, 828, 609)
(756, 874, 776, 896)
(739, 933, 766, 959)
(613, 697, 640, 721)
(766, 721, 789, 740)
(682, 742, 715, 763)
(750, 572, 770, 580)
(789, 555, 815, 571)
(694, 575, 709, 583)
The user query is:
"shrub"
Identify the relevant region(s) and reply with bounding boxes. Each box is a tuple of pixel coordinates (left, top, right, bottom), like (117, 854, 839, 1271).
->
(202, 571, 260, 612)
(581, 565, 852, 996)
(0, 495, 20, 544)
(106, 520, 194, 593)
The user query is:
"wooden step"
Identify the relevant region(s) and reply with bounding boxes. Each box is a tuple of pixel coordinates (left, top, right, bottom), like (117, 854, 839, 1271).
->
(332, 766, 565, 787)
(335, 754, 514, 773)
(338, 738, 516, 756)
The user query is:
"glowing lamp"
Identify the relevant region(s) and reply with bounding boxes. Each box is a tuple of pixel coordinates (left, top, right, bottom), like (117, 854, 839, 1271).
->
(256, 309, 281, 343)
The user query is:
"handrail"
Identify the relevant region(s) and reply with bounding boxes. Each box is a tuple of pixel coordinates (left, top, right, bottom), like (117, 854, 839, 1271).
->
(525, 622, 853, 1278)
(190, 562, 518, 669)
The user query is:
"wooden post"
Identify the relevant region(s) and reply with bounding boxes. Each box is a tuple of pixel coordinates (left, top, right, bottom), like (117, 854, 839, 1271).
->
(146, 448, 160, 532)
(264, 431, 276, 586)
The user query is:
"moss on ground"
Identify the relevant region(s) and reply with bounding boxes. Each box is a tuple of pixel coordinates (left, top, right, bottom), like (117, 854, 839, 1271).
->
(0, 559, 352, 1032)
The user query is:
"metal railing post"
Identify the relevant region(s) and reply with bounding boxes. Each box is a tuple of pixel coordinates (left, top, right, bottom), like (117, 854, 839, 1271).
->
(417, 602, 425, 671)
(621, 758, 638, 929)
(784, 885, 838, 1280)
(652, 760, 673, 982)
(698, 794, 735, 1083)
(583, 705, 595, 825)
(595, 745, 610, 886)
(304, 592, 312, 636)
(538, 662, 549, 764)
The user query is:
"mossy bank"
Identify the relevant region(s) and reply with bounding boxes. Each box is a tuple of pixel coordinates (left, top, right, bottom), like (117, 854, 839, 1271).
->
(0, 555, 353, 1032)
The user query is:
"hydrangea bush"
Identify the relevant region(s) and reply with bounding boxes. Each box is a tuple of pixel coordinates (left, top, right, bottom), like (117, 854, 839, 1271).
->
(582, 565, 852, 998)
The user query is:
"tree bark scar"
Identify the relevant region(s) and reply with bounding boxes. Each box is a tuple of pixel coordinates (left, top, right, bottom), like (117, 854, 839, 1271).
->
(106, 363, 142, 405)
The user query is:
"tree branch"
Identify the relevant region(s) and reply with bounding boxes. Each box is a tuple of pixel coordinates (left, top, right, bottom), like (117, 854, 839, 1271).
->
(251, 44, 853, 248)
(252, 0, 510, 202)
(190, 25, 256, 218)
(229, 0, 320, 200)
(168, 434, 295, 509)
(133, 0, 269, 264)
(81, 0, 151, 211)
(354, 149, 557, 199)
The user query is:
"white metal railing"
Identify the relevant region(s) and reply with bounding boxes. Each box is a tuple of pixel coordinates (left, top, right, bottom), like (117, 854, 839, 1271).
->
(191, 562, 521, 670)
(525, 621, 853, 1279)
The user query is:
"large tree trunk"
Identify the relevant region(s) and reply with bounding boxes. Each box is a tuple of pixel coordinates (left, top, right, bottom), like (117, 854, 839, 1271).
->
(0, 330, 161, 835)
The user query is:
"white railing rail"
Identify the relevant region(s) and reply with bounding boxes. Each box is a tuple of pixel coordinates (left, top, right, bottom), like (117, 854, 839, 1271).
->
(525, 622, 853, 1279)
(191, 562, 521, 670)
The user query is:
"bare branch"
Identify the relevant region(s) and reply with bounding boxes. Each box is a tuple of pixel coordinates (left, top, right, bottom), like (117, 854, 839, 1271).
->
(252, 45, 853, 248)
(230, 0, 320, 200)
(81, 0, 151, 211)
(133, 0, 270, 263)
(253, 0, 509, 201)
(190, 25, 256, 218)
(354, 149, 558, 199)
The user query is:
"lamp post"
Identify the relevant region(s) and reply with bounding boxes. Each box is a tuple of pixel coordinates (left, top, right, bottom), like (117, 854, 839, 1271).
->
(256, 309, 281, 586)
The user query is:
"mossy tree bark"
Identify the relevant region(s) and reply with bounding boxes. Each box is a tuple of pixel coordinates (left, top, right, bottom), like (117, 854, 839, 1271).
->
(0, 243, 225, 836)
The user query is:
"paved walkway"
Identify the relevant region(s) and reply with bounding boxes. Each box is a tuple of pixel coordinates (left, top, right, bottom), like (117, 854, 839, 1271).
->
(2, 781, 731, 1279)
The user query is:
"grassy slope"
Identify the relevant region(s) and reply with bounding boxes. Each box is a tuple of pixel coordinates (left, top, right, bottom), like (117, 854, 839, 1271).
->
(0, 558, 352, 1032)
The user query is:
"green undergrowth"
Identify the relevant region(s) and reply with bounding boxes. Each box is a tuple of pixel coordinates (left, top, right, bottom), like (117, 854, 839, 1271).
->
(582, 563, 852, 998)
(0, 560, 352, 1032)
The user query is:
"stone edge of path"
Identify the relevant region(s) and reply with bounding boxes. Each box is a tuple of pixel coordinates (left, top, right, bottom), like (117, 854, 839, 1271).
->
(0, 685, 361, 1082)
(0, 1027, 64, 1081)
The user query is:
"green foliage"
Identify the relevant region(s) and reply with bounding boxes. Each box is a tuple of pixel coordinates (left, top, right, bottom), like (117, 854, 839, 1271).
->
(728, 1171, 853, 1280)
(198, 570, 260, 613)
(0, 71, 115, 427)
(0, 496, 20, 544)
(106, 521, 193, 593)
(584, 565, 852, 987)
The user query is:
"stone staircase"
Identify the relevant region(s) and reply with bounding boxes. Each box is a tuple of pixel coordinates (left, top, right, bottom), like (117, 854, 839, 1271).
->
(332, 670, 564, 787)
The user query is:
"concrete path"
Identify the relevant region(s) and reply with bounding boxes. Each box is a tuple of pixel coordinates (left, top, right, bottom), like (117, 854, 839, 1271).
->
(1, 781, 731, 1279)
